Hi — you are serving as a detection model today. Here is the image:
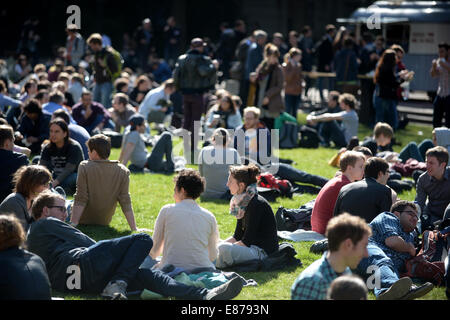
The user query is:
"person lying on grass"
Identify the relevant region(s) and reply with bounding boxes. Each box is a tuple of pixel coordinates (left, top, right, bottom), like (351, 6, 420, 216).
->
(27, 190, 243, 300)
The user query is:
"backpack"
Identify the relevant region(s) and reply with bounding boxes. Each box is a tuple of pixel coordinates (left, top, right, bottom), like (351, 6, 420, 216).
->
(402, 229, 449, 286)
(279, 122, 299, 149)
(103, 47, 124, 81)
(298, 125, 320, 148)
(258, 173, 293, 198)
(275, 200, 314, 232)
(101, 129, 122, 148)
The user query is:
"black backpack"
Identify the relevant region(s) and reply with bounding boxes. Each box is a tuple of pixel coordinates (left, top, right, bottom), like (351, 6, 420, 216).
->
(279, 122, 299, 149)
(101, 129, 123, 148)
(275, 200, 315, 231)
(298, 125, 320, 148)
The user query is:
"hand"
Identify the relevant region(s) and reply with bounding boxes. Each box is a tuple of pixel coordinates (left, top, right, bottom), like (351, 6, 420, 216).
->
(160, 107, 168, 113)
(262, 97, 269, 106)
(324, 65, 330, 72)
(97, 57, 107, 68)
(407, 243, 416, 257)
(52, 179, 60, 187)
(27, 136, 39, 143)
(212, 59, 219, 69)
(249, 72, 258, 83)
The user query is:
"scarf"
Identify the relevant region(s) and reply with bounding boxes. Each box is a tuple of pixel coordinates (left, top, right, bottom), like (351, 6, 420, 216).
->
(229, 183, 258, 220)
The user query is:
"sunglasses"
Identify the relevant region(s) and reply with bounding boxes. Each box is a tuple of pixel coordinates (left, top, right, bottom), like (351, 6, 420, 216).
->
(48, 205, 67, 213)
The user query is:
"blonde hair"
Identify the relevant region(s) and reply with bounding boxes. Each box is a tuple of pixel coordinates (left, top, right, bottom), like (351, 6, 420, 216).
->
(283, 47, 302, 64)
(243, 106, 261, 119)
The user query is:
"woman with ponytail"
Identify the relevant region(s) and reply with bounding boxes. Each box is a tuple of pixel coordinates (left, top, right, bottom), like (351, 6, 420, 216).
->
(216, 164, 279, 268)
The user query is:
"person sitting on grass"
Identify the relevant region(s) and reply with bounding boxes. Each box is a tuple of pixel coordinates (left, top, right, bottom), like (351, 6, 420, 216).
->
(38, 118, 84, 196)
(0, 124, 29, 203)
(306, 93, 359, 148)
(360, 122, 394, 157)
(150, 169, 219, 272)
(70, 134, 138, 231)
(198, 128, 241, 200)
(27, 190, 243, 300)
(216, 164, 279, 269)
(0, 165, 52, 232)
(311, 151, 365, 235)
(415, 146, 450, 230)
(355, 200, 434, 300)
(0, 215, 51, 300)
(333, 157, 394, 223)
(291, 213, 371, 300)
(119, 114, 175, 174)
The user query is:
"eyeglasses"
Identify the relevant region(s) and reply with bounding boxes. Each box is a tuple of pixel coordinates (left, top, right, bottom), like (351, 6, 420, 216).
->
(48, 205, 67, 213)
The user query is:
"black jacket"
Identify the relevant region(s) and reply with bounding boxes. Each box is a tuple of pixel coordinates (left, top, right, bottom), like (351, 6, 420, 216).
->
(333, 177, 392, 223)
(0, 247, 52, 300)
(233, 195, 279, 255)
(173, 49, 217, 94)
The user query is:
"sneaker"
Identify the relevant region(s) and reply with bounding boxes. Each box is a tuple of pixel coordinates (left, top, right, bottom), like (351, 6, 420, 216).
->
(400, 282, 434, 300)
(101, 280, 128, 300)
(204, 277, 243, 300)
(377, 277, 412, 300)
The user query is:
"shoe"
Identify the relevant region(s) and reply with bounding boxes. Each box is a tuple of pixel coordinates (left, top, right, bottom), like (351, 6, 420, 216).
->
(204, 277, 243, 300)
(400, 282, 434, 300)
(377, 277, 412, 300)
(310, 239, 328, 254)
(101, 280, 128, 300)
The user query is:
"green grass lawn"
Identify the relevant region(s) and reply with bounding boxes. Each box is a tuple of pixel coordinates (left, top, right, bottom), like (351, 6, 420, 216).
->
(58, 118, 447, 300)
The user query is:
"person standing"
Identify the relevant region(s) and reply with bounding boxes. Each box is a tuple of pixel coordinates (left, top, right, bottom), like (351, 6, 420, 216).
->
(87, 33, 121, 109)
(283, 47, 303, 118)
(65, 24, 85, 67)
(430, 42, 450, 128)
(173, 38, 218, 160)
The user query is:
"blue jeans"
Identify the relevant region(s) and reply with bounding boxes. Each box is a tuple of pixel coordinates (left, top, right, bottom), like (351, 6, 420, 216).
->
(93, 82, 113, 108)
(277, 163, 328, 187)
(356, 243, 402, 297)
(146, 132, 175, 173)
(317, 77, 334, 103)
(432, 95, 450, 128)
(398, 139, 434, 163)
(78, 233, 207, 299)
(59, 172, 78, 196)
(319, 120, 347, 148)
(84, 114, 115, 135)
(284, 94, 301, 118)
(373, 95, 398, 130)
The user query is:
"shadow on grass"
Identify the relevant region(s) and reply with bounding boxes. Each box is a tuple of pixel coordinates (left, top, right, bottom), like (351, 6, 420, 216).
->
(77, 225, 132, 241)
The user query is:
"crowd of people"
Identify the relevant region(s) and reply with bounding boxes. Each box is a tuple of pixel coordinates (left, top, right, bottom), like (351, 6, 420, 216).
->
(0, 16, 449, 301)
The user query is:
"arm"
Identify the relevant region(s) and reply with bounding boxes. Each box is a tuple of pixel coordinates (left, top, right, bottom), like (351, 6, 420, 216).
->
(117, 171, 137, 231)
(208, 218, 220, 261)
(119, 142, 136, 166)
(385, 236, 416, 256)
(149, 208, 166, 258)
(71, 165, 87, 226)
(307, 112, 343, 123)
(414, 176, 427, 217)
(264, 67, 284, 99)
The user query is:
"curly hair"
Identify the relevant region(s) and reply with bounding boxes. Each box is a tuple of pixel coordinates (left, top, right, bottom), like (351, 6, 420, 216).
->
(174, 169, 205, 200)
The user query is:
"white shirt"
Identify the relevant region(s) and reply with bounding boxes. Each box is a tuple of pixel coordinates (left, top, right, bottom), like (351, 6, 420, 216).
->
(150, 199, 219, 271)
(138, 86, 169, 120)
